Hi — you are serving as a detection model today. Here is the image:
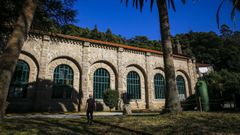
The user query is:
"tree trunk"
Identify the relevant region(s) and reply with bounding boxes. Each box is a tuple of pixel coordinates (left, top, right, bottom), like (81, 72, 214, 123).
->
(0, 0, 37, 120)
(157, 0, 182, 113)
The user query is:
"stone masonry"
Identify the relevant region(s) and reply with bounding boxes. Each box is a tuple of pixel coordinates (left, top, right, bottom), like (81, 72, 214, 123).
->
(6, 32, 198, 112)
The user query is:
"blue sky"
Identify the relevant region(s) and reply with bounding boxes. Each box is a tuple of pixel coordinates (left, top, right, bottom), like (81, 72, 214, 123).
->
(74, 0, 240, 40)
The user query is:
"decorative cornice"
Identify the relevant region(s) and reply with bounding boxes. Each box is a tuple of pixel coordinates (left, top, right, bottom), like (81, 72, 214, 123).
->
(29, 30, 190, 60)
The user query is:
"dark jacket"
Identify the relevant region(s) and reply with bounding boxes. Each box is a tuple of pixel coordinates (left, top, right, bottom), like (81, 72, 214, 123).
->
(87, 98, 95, 111)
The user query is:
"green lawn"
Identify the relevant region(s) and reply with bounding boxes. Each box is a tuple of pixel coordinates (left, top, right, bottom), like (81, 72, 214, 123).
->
(1, 112, 240, 135)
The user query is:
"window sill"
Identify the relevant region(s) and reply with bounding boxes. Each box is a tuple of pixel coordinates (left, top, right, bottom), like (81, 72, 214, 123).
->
(95, 99, 103, 102)
(153, 99, 166, 102)
(129, 99, 142, 102)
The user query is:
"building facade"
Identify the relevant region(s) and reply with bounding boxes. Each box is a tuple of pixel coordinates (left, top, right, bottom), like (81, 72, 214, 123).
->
(6, 32, 198, 112)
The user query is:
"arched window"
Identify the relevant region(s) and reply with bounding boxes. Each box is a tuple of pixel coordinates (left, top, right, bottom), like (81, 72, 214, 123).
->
(127, 71, 141, 99)
(8, 60, 29, 98)
(176, 75, 186, 100)
(93, 68, 110, 99)
(52, 64, 73, 99)
(154, 74, 165, 99)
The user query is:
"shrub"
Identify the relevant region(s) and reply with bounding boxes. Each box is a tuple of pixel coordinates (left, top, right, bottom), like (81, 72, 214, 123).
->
(103, 89, 119, 111)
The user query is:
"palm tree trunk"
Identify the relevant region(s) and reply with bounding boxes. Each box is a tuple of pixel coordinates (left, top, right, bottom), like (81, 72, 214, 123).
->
(157, 0, 182, 113)
(0, 0, 37, 120)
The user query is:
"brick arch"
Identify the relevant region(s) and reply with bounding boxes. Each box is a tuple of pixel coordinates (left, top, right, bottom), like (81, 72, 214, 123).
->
(176, 70, 191, 98)
(92, 60, 118, 77)
(50, 56, 82, 74)
(123, 65, 147, 109)
(123, 60, 146, 72)
(152, 67, 165, 80)
(21, 51, 40, 73)
(89, 62, 117, 98)
(19, 53, 38, 83)
(46, 44, 82, 65)
(89, 57, 117, 68)
(127, 64, 147, 78)
(47, 58, 81, 93)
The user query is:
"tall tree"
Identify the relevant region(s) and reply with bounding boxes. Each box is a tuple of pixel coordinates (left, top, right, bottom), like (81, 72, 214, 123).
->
(0, 0, 76, 120)
(32, 0, 76, 32)
(220, 24, 233, 38)
(0, 0, 38, 120)
(123, 0, 186, 113)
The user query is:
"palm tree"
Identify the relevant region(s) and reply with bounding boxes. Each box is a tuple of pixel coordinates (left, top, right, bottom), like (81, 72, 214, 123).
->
(123, 0, 186, 113)
(217, 0, 240, 28)
(0, 0, 38, 120)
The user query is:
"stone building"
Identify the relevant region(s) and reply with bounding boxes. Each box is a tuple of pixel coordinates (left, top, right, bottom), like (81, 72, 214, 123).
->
(6, 32, 198, 112)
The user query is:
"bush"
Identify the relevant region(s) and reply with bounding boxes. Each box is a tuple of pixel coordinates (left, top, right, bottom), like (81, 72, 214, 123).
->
(204, 70, 240, 110)
(103, 89, 119, 111)
(181, 94, 197, 111)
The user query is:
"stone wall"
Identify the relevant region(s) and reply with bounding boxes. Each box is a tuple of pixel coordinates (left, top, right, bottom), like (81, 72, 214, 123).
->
(7, 33, 198, 112)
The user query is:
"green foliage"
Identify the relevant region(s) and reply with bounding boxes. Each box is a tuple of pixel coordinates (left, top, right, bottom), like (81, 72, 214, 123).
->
(220, 24, 233, 38)
(61, 25, 162, 51)
(61, 24, 84, 36)
(175, 27, 240, 109)
(175, 28, 240, 73)
(127, 36, 162, 50)
(103, 89, 119, 110)
(0, 0, 24, 28)
(32, 0, 76, 32)
(0, 0, 77, 33)
(175, 31, 223, 64)
(204, 70, 240, 109)
(181, 94, 196, 111)
(0, 0, 77, 53)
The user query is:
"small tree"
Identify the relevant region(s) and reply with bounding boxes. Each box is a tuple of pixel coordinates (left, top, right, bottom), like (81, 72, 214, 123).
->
(103, 89, 119, 111)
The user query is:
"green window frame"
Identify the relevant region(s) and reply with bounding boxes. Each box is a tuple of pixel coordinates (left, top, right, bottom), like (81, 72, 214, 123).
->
(154, 73, 165, 99)
(93, 68, 110, 99)
(127, 71, 141, 99)
(8, 60, 29, 98)
(176, 75, 186, 101)
(52, 64, 73, 99)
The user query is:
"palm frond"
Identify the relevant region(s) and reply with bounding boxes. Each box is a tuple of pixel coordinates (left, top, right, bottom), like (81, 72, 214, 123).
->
(150, 0, 154, 12)
(122, 0, 186, 12)
(169, 0, 176, 12)
(136, 0, 138, 9)
(217, 0, 240, 29)
(233, 0, 240, 10)
(121, 0, 129, 7)
(132, 0, 136, 7)
(216, 0, 225, 29)
(231, 7, 236, 21)
(139, 0, 144, 11)
(181, 0, 186, 4)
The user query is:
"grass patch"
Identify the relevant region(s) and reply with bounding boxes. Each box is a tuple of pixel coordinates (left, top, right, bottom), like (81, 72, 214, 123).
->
(1, 112, 240, 135)
(0, 118, 132, 135)
(94, 112, 240, 135)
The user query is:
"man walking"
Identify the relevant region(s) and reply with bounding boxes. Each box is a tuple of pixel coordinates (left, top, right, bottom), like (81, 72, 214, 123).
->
(86, 94, 95, 125)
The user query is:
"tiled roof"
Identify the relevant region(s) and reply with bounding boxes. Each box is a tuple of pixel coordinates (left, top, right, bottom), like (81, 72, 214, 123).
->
(30, 30, 190, 60)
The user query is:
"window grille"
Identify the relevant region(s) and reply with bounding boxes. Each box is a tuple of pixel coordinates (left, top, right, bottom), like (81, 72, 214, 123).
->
(52, 64, 73, 99)
(154, 73, 165, 99)
(127, 71, 141, 99)
(176, 75, 186, 100)
(93, 68, 110, 99)
(8, 60, 29, 98)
